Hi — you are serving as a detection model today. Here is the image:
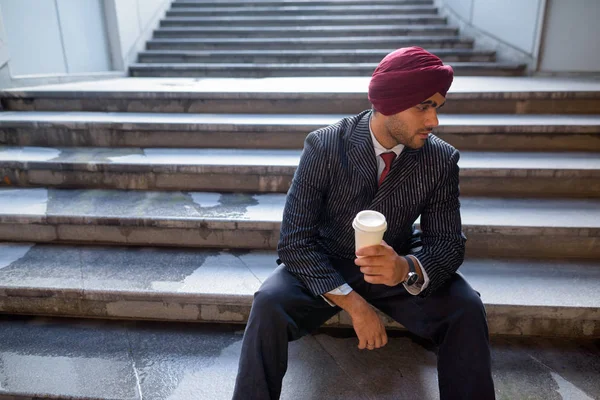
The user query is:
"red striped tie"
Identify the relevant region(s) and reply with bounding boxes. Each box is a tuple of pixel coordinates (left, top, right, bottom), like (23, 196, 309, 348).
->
(378, 152, 396, 186)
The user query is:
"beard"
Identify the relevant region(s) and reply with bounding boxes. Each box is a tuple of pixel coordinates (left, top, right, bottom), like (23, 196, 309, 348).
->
(384, 117, 429, 149)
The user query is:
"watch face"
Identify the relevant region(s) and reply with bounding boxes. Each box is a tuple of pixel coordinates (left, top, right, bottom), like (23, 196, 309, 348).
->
(406, 272, 419, 286)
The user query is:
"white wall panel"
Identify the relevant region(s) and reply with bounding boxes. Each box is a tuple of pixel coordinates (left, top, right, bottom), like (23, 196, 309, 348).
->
(539, 0, 600, 72)
(0, 0, 66, 75)
(56, 0, 111, 73)
(471, 0, 542, 54)
(444, 0, 473, 21)
(0, 6, 9, 67)
(137, 0, 168, 30)
(114, 0, 142, 60)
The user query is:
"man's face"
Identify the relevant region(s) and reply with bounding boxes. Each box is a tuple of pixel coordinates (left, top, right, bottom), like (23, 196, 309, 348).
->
(383, 92, 445, 149)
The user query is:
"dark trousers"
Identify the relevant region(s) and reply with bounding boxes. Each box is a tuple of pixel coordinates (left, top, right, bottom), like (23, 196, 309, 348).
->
(233, 259, 495, 400)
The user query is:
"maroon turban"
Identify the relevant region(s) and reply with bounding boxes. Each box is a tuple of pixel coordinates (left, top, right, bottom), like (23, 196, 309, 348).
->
(368, 47, 454, 116)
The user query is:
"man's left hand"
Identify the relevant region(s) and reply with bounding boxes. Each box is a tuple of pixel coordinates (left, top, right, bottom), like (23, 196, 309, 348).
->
(355, 240, 408, 286)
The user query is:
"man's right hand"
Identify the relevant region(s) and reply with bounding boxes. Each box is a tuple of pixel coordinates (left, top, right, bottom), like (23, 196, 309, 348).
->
(351, 303, 388, 350)
(323, 290, 388, 350)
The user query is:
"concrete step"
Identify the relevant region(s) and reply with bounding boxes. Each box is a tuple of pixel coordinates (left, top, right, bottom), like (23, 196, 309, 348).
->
(138, 49, 496, 63)
(1, 147, 598, 197)
(152, 25, 459, 39)
(159, 14, 447, 27)
(1, 316, 597, 400)
(2, 112, 599, 151)
(172, 0, 434, 7)
(129, 62, 526, 77)
(1, 242, 599, 338)
(165, 5, 438, 17)
(3, 77, 600, 115)
(0, 188, 598, 258)
(145, 36, 474, 51)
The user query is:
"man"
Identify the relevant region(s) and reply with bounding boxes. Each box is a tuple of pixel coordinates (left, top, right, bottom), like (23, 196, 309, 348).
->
(233, 47, 495, 400)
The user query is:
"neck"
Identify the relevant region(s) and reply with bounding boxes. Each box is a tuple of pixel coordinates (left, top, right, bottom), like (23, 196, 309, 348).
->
(370, 112, 397, 149)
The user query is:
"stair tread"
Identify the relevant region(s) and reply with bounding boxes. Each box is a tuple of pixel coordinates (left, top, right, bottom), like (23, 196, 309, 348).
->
(174, 1, 433, 4)
(129, 62, 522, 69)
(0, 188, 599, 230)
(146, 35, 468, 43)
(1, 242, 599, 309)
(167, 5, 437, 12)
(139, 48, 492, 55)
(2, 111, 599, 130)
(154, 24, 454, 31)
(173, 0, 434, 4)
(173, 0, 433, 2)
(6, 77, 600, 98)
(162, 14, 443, 21)
(1, 146, 599, 171)
(1, 314, 596, 400)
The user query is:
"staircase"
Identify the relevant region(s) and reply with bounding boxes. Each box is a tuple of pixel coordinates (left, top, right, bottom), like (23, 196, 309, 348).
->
(1, 77, 599, 399)
(1, 75, 599, 332)
(129, 0, 526, 77)
(0, 2, 600, 398)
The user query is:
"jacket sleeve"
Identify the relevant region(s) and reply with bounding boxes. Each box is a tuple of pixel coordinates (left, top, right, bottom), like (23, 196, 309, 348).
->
(413, 149, 467, 297)
(277, 132, 347, 297)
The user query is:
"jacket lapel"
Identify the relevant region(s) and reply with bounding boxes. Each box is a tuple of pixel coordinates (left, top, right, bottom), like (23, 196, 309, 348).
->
(370, 146, 421, 208)
(347, 112, 378, 193)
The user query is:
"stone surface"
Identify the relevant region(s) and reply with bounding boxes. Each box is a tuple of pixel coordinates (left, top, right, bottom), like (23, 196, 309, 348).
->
(1, 112, 599, 151)
(0, 110, 344, 129)
(0, 315, 598, 399)
(493, 336, 600, 399)
(3, 112, 597, 132)
(0, 146, 598, 196)
(0, 243, 598, 336)
(172, 0, 434, 7)
(0, 189, 599, 257)
(152, 25, 459, 39)
(1, 187, 598, 230)
(1, 146, 598, 171)
(5, 76, 600, 97)
(313, 333, 439, 399)
(160, 15, 448, 27)
(460, 258, 600, 308)
(140, 36, 475, 52)
(129, 62, 526, 78)
(0, 316, 140, 399)
(81, 247, 262, 297)
(0, 188, 48, 217)
(0, 243, 83, 294)
(490, 336, 600, 400)
(4, 76, 599, 114)
(165, 4, 439, 17)
(138, 48, 495, 63)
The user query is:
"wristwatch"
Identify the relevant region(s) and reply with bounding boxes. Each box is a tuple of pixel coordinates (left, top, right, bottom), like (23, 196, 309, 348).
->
(403, 256, 419, 286)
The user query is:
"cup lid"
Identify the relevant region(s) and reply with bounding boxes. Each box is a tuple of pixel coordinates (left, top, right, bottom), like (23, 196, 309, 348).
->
(352, 210, 387, 232)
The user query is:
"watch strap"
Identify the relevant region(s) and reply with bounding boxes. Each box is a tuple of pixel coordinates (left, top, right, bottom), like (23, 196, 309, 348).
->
(403, 256, 416, 274)
(403, 256, 419, 286)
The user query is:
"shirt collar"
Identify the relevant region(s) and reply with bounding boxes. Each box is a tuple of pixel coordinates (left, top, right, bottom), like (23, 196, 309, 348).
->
(368, 115, 405, 157)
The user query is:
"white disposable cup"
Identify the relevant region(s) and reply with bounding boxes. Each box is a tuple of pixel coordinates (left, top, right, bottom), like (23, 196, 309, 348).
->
(352, 210, 387, 252)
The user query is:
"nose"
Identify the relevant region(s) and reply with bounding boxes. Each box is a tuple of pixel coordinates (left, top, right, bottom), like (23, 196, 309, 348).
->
(425, 108, 439, 129)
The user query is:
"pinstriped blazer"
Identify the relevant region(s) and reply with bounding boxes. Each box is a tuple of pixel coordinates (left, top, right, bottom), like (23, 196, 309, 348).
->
(277, 110, 466, 298)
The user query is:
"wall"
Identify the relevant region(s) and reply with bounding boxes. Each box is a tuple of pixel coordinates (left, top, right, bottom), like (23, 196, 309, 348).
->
(0, 0, 111, 76)
(438, 0, 545, 70)
(538, 0, 600, 73)
(444, 0, 544, 56)
(0, 6, 9, 69)
(437, 0, 599, 74)
(0, 0, 170, 89)
(104, 0, 171, 71)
